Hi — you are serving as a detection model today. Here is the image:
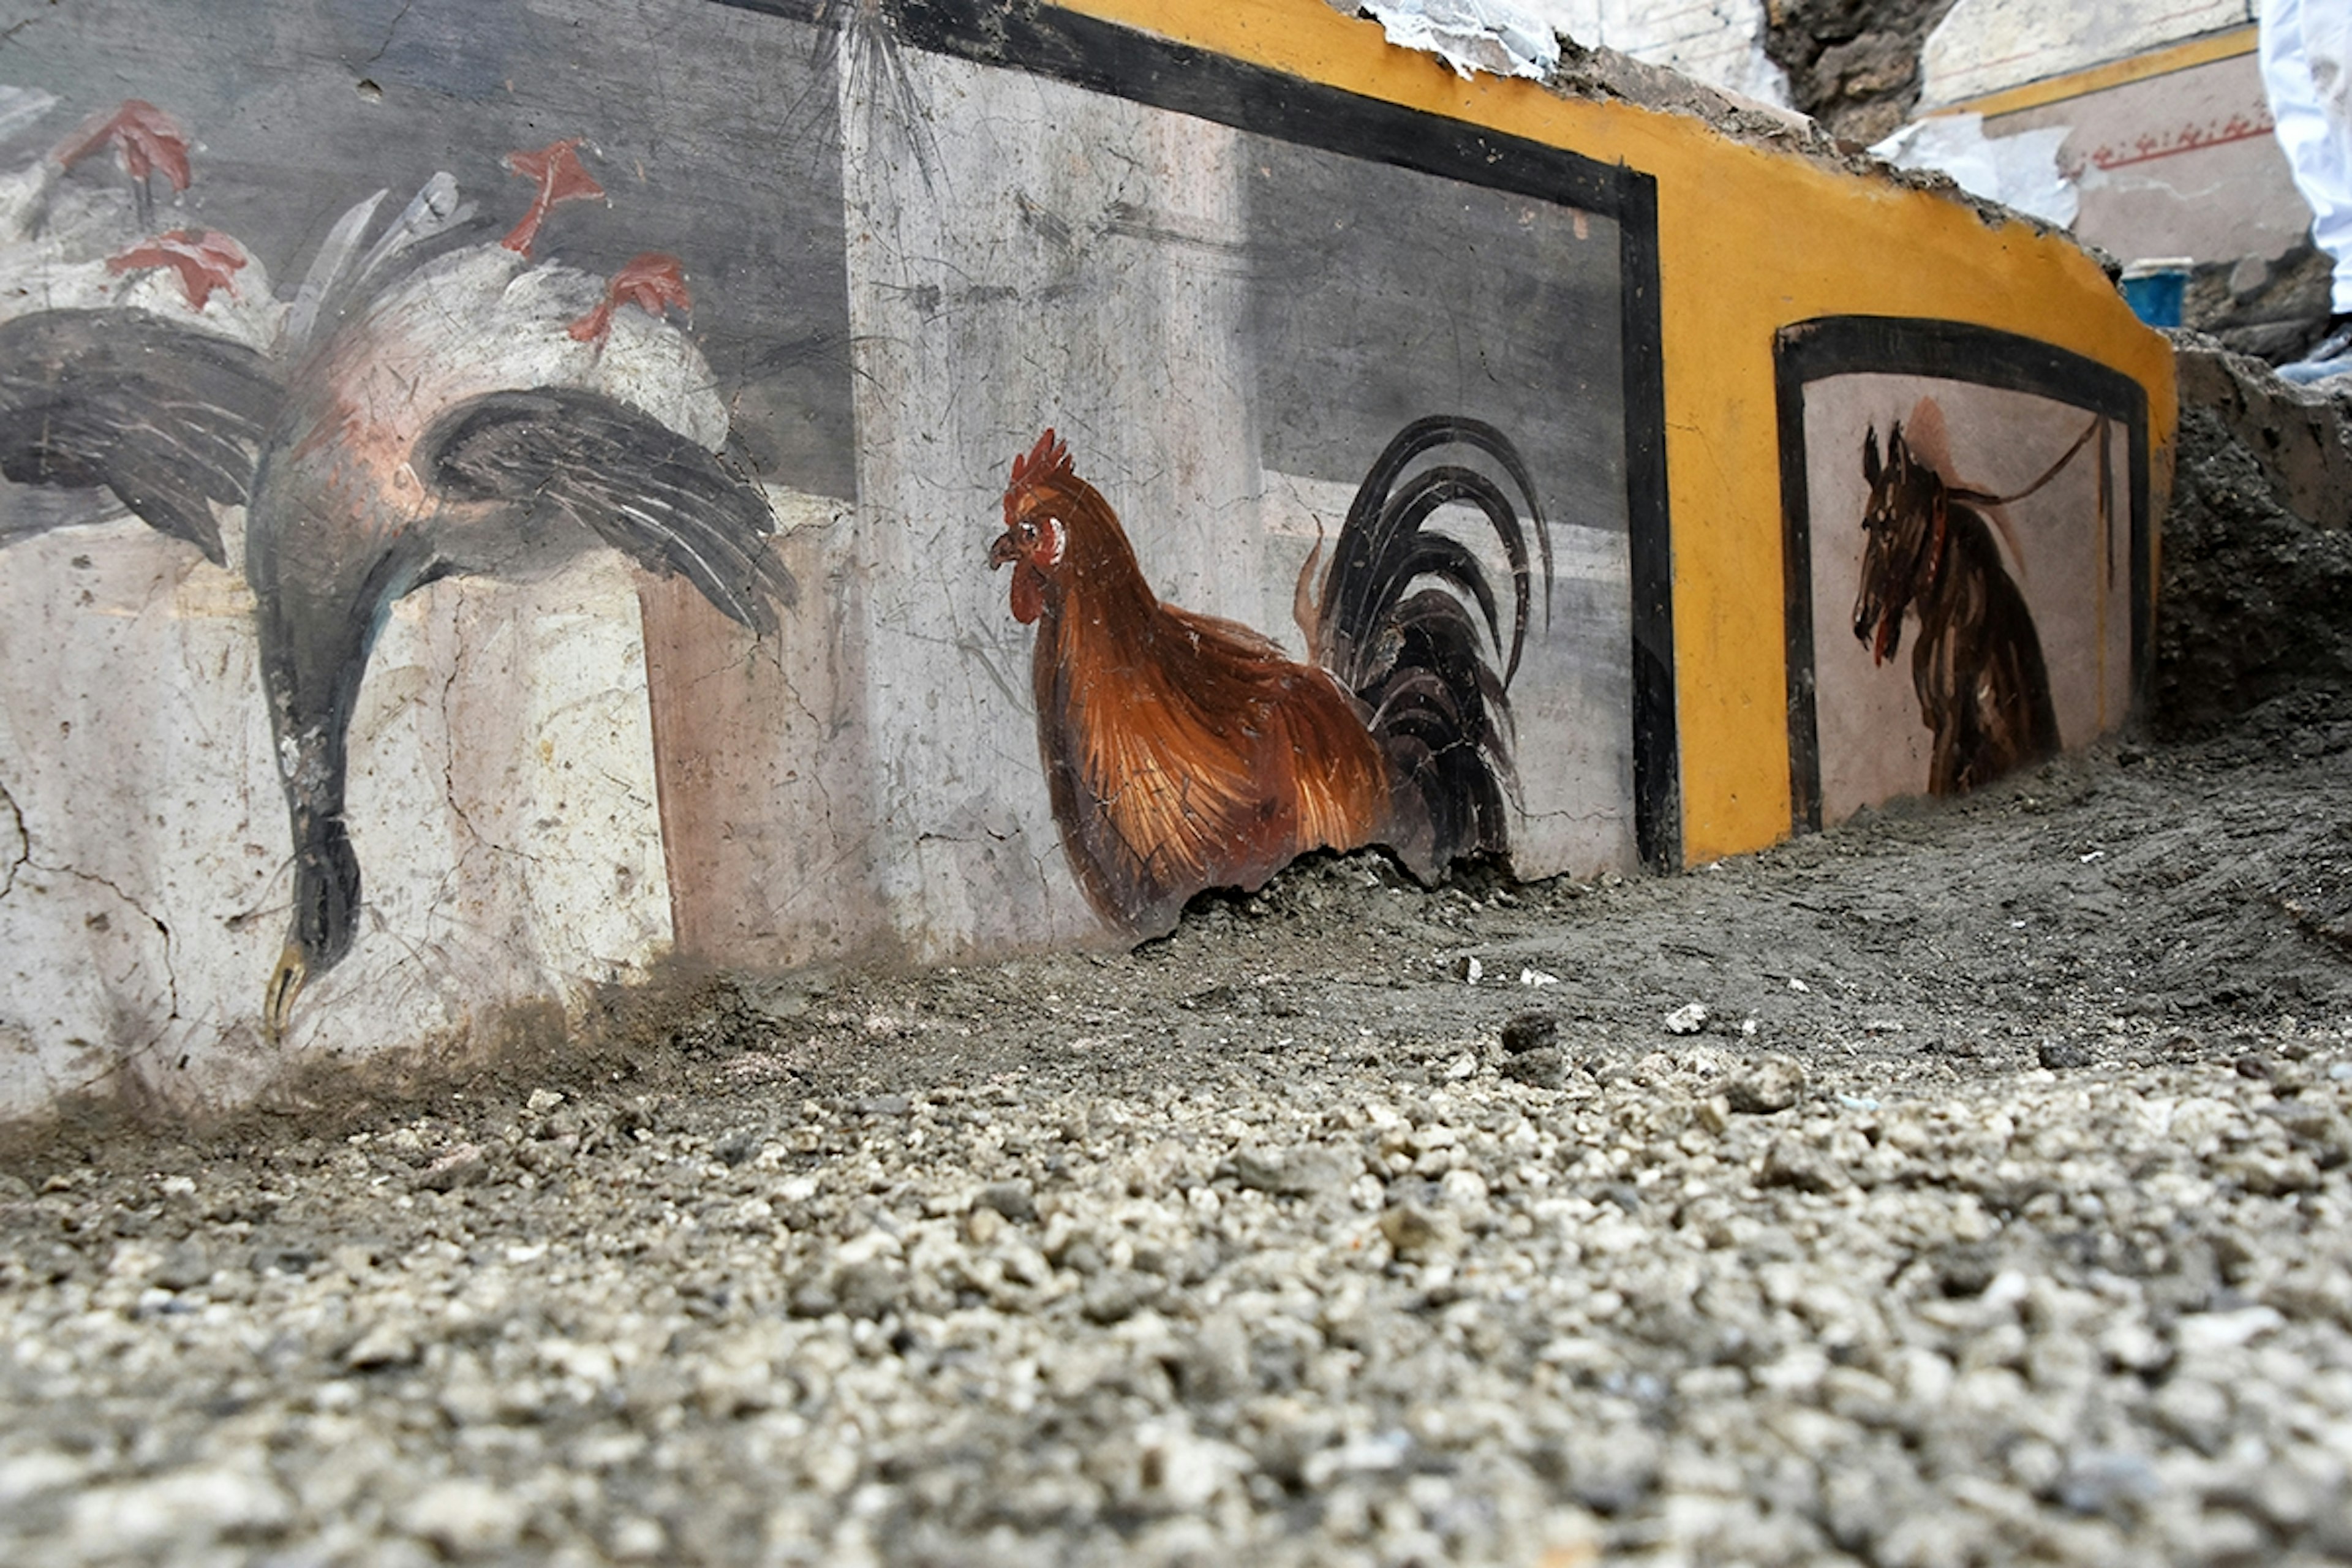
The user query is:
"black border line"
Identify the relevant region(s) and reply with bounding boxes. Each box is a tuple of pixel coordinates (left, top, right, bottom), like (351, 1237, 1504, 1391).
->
(1774, 315, 2152, 833)
(706, 0, 1682, 872)
(887, 0, 1634, 215)
(1617, 171, 1676, 871)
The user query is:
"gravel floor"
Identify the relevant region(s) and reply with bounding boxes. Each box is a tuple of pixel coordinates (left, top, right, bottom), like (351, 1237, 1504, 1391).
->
(5, 702, 2352, 1566)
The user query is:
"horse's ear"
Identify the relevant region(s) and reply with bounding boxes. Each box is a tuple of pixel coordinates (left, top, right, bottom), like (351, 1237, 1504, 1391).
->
(1863, 426, 1881, 487)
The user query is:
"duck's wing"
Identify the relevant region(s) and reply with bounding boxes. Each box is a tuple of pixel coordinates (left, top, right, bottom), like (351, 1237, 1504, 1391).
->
(0, 308, 281, 565)
(0, 486, 127, 546)
(416, 386, 797, 636)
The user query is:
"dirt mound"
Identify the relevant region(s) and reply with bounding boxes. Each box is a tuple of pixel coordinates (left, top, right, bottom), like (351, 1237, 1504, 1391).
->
(2156, 336, 2352, 736)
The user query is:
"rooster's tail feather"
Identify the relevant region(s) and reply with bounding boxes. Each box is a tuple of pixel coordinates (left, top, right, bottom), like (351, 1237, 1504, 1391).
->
(1315, 416, 1548, 871)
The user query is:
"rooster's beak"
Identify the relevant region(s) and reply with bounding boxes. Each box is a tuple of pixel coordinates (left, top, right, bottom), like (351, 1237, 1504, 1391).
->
(987, 531, 1018, 569)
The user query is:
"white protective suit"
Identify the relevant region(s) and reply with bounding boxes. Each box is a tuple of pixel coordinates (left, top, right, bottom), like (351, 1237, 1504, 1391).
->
(2263, 0, 2352, 314)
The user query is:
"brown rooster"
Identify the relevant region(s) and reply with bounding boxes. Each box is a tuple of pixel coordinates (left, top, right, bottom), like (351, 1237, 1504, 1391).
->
(989, 418, 1548, 933)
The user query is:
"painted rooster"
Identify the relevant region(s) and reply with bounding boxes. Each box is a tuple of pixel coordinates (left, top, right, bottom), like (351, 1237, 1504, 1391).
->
(989, 417, 1547, 933)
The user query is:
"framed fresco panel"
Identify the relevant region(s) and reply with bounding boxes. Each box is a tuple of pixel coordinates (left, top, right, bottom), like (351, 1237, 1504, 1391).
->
(673, 0, 1685, 956)
(1777, 317, 2152, 832)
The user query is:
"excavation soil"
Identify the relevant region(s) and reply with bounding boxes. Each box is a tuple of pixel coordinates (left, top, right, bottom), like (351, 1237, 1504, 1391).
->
(4, 698, 2352, 1564)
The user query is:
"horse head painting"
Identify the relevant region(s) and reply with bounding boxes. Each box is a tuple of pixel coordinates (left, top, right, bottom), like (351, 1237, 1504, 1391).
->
(1852, 408, 2062, 796)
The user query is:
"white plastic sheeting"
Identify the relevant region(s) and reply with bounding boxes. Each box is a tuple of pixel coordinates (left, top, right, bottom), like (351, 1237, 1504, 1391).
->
(1361, 0, 1560, 80)
(1360, 0, 1792, 104)
(1873, 112, 2082, 226)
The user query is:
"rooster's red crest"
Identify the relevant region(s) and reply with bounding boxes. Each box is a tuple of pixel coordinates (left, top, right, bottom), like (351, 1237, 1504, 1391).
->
(1003, 428, 1074, 526)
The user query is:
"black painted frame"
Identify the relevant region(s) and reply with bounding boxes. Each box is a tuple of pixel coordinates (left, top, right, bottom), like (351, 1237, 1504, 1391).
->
(712, 0, 1681, 872)
(1774, 315, 2153, 834)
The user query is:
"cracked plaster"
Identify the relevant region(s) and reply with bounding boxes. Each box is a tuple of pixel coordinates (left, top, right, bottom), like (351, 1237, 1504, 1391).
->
(0, 518, 673, 1120)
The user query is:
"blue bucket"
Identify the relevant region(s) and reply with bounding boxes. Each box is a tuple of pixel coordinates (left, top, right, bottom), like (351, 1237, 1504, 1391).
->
(2120, 260, 2191, 328)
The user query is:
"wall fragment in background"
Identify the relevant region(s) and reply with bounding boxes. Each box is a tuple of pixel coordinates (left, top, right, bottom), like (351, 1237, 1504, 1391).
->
(1920, 0, 2256, 111)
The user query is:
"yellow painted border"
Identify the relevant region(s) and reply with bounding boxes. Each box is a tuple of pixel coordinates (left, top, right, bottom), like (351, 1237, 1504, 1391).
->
(1056, 0, 2178, 864)
(1931, 24, 2259, 121)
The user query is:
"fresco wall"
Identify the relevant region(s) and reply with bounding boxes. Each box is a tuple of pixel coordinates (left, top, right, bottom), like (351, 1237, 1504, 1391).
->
(0, 0, 2172, 1120)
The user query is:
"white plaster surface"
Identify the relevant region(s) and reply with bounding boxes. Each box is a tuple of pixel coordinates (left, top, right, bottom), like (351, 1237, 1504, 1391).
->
(0, 526, 274, 1120)
(0, 518, 674, 1119)
(1921, 0, 2257, 110)
(307, 554, 677, 1045)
